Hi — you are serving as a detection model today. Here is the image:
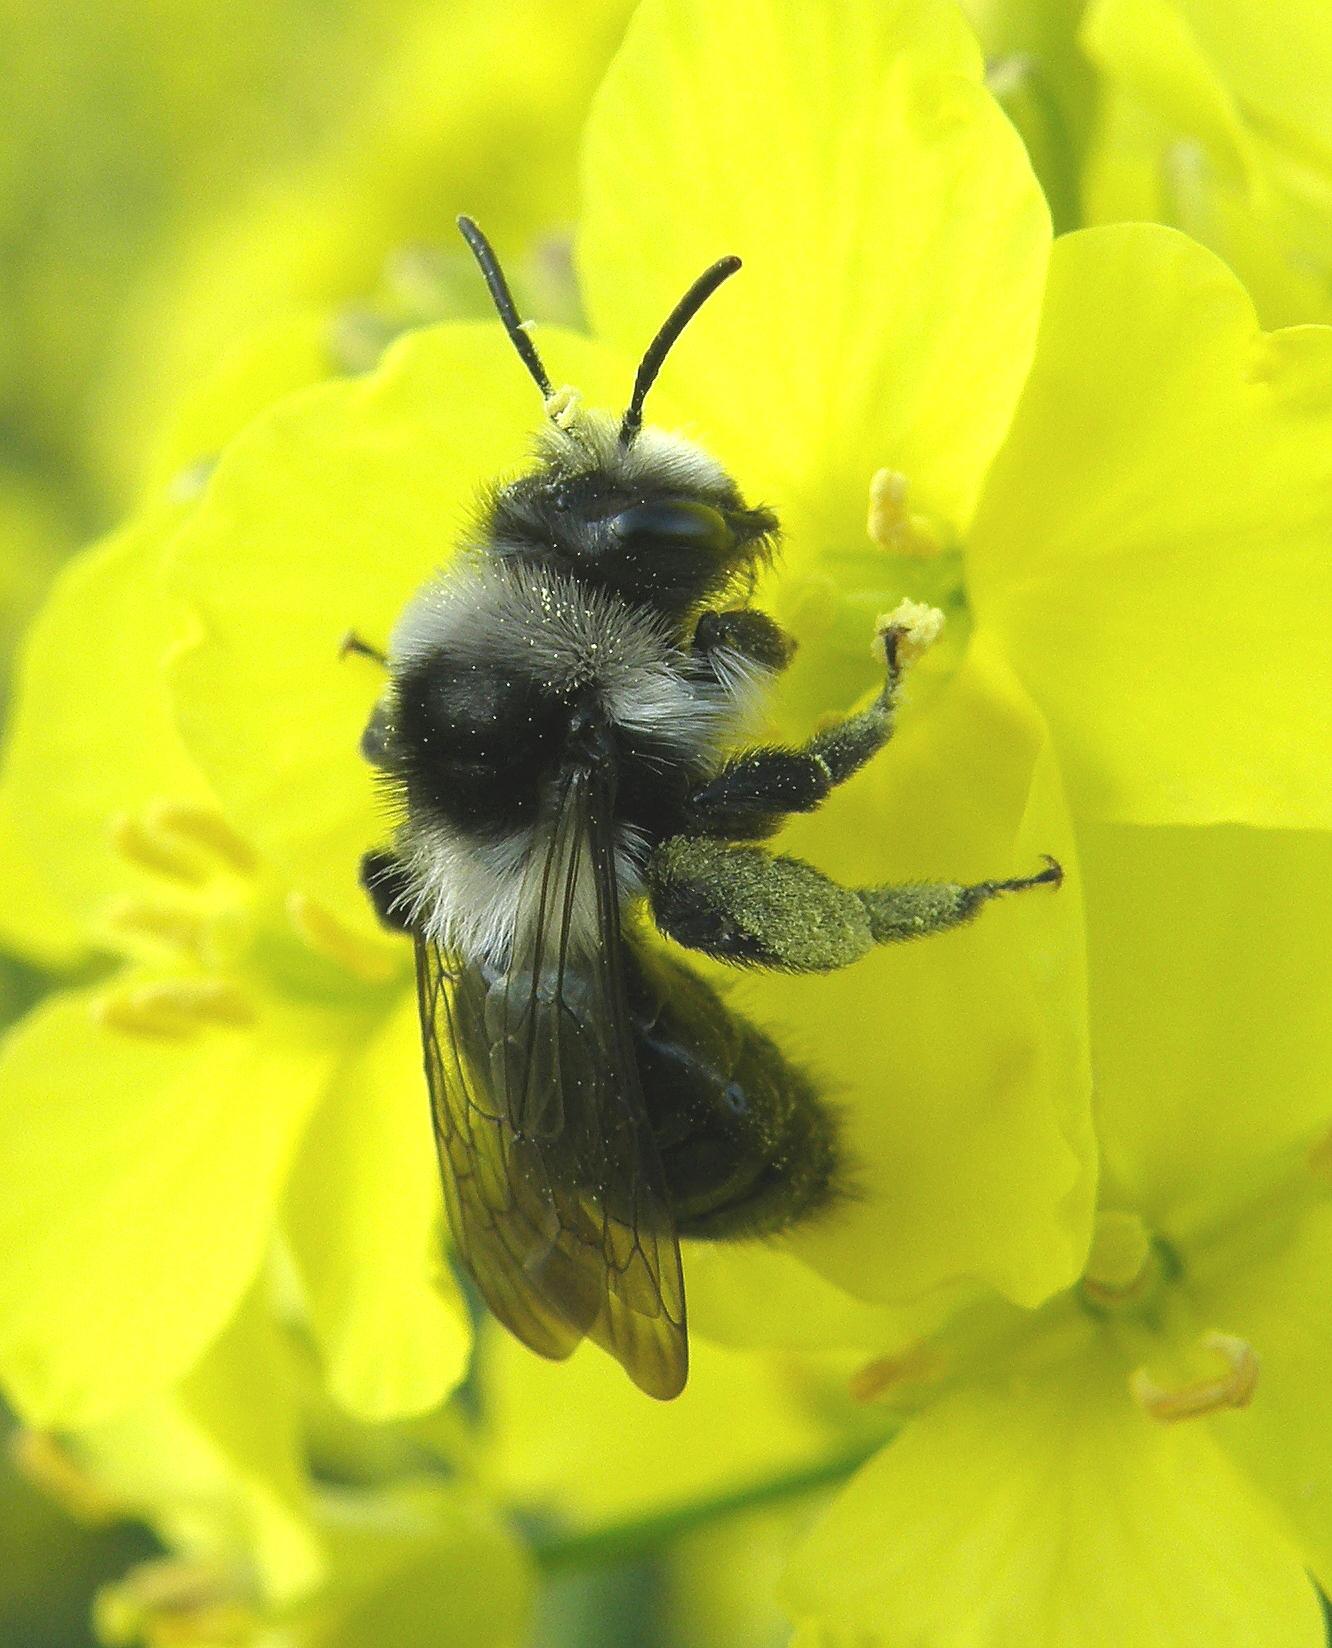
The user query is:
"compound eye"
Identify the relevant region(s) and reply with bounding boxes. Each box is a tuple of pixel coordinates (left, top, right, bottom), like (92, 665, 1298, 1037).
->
(608, 500, 731, 552)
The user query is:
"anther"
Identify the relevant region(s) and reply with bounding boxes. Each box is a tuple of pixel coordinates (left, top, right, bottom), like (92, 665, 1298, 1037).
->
(849, 1339, 944, 1403)
(94, 979, 255, 1039)
(111, 815, 209, 885)
(104, 898, 206, 957)
(9, 1431, 120, 1524)
(286, 893, 400, 984)
(873, 598, 945, 670)
(147, 804, 258, 876)
(93, 1558, 259, 1648)
(867, 469, 945, 558)
(1130, 1331, 1259, 1423)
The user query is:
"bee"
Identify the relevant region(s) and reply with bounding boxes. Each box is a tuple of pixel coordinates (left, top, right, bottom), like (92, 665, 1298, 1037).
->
(358, 217, 1061, 1399)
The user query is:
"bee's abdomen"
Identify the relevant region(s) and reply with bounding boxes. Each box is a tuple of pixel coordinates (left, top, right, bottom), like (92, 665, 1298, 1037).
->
(626, 943, 842, 1238)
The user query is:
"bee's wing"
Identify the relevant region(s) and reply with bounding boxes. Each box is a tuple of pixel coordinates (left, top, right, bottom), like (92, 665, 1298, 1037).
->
(417, 757, 688, 1400)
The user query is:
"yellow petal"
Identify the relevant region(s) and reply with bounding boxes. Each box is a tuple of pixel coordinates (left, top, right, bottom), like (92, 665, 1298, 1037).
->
(1191, 1201, 1332, 1592)
(739, 636, 1094, 1310)
(786, 1355, 1324, 1648)
(284, 987, 471, 1421)
(580, 0, 1050, 544)
(484, 1330, 844, 1527)
(0, 986, 336, 1426)
(81, 1289, 325, 1604)
(969, 223, 1332, 827)
(1081, 823, 1332, 1229)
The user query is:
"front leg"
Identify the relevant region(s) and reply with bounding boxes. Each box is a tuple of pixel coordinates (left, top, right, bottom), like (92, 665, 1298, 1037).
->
(686, 599, 943, 839)
(647, 836, 1060, 973)
(361, 848, 415, 933)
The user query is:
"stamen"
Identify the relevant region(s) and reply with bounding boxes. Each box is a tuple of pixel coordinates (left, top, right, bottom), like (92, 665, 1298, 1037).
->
(93, 1559, 259, 1648)
(9, 1431, 120, 1524)
(849, 1339, 944, 1403)
(94, 979, 255, 1039)
(1130, 1331, 1259, 1423)
(1081, 1210, 1152, 1305)
(867, 468, 945, 558)
(873, 599, 945, 669)
(543, 384, 582, 430)
(147, 804, 258, 876)
(111, 815, 208, 885)
(104, 897, 206, 957)
(286, 892, 400, 983)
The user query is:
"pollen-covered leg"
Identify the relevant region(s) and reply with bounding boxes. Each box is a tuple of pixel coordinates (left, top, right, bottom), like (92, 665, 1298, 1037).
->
(685, 600, 943, 838)
(647, 836, 1061, 973)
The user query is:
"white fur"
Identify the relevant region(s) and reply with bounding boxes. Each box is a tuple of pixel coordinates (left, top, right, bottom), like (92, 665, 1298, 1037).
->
(389, 558, 769, 965)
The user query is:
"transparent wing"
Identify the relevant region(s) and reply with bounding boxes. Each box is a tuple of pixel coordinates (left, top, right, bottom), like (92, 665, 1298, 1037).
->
(417, 757, 688, 1400)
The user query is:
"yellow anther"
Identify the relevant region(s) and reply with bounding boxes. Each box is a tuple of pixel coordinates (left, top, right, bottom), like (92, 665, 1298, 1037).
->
(9, 1431, 120, 1525)
(147, 804, 258, 876)
(544, 384, 582, 429)
(94, 979, 255, 1039)
(849, 1339, 944, 1404)
(94, 1559, 259, 1648)
(111, 815, 209, 885)
(286, 892, 400, 984)
(873, 599, 945, 668)
(867, 468, 945, 558)
(1082, 1210, 1153, 1304)
(1130, 1331, 1259, 1424)
(104, 898, 206, 957)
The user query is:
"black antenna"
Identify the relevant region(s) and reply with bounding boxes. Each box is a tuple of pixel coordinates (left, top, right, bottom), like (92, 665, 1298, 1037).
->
(457, 215, 554, 399)
(620, 255, 742, 445)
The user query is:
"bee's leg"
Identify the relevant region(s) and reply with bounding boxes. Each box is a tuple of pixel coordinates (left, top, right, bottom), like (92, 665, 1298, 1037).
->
(690, 607, 797, 680)
(340, 630, 387, 666)
(684, 601, 941, 840)
(646, 836, 1061, 973)
(360, 848, 414, 934)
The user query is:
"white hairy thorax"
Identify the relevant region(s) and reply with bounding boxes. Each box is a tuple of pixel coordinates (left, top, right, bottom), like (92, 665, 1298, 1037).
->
(387, 556, 771, 966)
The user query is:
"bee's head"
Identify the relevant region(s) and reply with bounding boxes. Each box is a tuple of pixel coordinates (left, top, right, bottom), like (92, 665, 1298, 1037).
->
(458, 217, 777, 621)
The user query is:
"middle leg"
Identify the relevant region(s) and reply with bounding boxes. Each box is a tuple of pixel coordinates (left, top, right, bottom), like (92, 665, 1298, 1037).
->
(685, 600, 944, 839)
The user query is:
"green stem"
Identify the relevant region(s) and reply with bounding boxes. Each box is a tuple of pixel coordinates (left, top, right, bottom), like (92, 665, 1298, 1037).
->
(529, 1440, 884, 1575)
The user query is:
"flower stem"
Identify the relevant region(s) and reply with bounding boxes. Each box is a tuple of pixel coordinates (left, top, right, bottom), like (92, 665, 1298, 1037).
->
(528, 1440, 883, 1574)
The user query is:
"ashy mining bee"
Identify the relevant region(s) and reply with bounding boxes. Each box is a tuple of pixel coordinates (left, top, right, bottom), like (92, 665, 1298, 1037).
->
(358, 217, 1060, 1399)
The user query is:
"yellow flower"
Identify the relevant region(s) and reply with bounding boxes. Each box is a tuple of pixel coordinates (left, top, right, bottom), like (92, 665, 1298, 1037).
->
(0, 331, 468, 1431)
(1081, 0, 1332, 327)
(785, 824, 1332, 1646)
(12, 1295, 533, 1645)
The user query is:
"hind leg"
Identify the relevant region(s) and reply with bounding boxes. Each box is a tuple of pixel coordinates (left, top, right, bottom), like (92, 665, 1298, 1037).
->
(646, 836, 1061, 973)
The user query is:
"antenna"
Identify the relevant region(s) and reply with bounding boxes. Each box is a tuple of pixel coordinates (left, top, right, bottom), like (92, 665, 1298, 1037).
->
(457, 215, 554, 399)
(620, 255, 742, 446)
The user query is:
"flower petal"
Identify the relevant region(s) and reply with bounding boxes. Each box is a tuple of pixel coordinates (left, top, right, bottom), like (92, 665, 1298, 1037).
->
(579, 0, 1050, 542)
(82, 1288, 325, 1604)
(283, 988, 471, 1420)
(1080, 823, 1332, 1229)
(313, 1480, 535, 1648)
(1192, 1201, 1332, 1590)
(0, 504, 216, 947)
(0, 987, 335, 1426)
(484, 1331, 846, 1527)
(166, 324, 631, 937)
(1082, 0, 1332, 327)
(968, 223, 1332, 827)
(786, 1355, 1324, 1648)
(736, 637, 1094, 1309)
